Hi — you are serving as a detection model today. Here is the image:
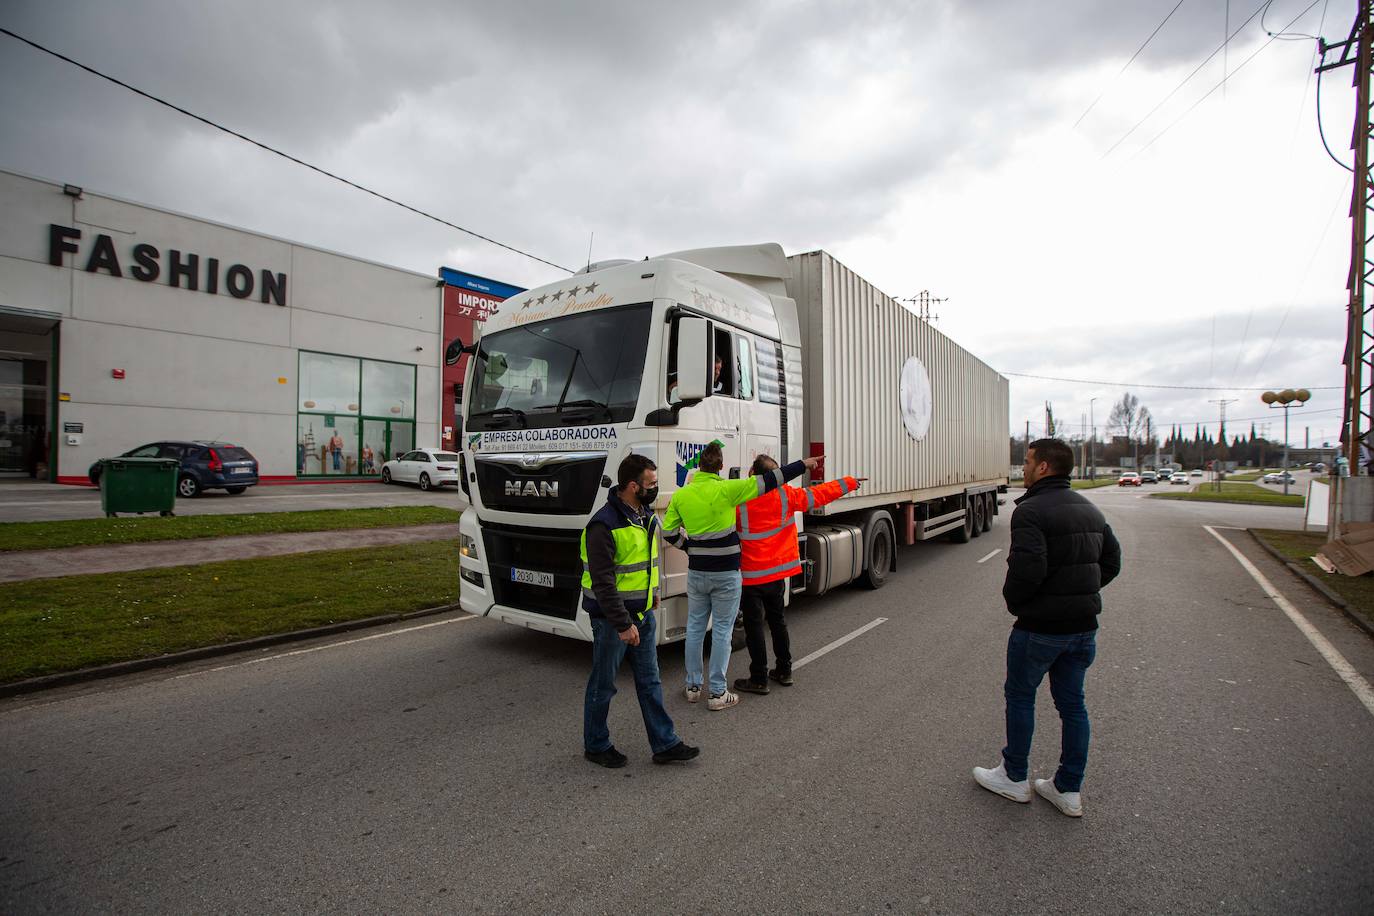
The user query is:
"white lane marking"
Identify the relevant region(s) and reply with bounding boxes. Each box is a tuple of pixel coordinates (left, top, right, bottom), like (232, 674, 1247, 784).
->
(792, 617, 888, 670)
(1203, 525, 1374, 718)
(171, 615, 475, 679)
(977, 549, 1002, 564)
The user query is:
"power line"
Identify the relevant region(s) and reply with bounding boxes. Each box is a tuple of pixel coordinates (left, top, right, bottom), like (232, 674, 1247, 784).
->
(1247, 177, 1350, 386)
(1231, 0, 1335, 388)
(1134, 0, 1323, 157)
(0, 27, 576, 274)
(1074, 0, 1187, 128)
(1101, 0, 1270, 158)
(1262, 0, 1323, 39)
(1317, 53, 1356, 171)
(1001, 371, 1339, 391)
(1018, 407, 1341, 434)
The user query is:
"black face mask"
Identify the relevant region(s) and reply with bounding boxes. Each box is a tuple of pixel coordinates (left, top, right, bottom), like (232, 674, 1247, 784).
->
(637, 484, 659, 506)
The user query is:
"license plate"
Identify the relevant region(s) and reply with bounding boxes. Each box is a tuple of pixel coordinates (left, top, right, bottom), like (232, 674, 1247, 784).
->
(511, 567, 554, 588)
(232, 467, 252, 475)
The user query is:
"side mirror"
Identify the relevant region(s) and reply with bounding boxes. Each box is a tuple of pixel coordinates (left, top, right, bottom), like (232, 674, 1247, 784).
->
(675, 316, 710, 401)
(444, 338, 466, 366)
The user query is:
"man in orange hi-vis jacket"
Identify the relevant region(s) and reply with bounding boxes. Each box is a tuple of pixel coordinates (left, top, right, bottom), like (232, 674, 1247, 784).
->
(732, 454, 863, 694)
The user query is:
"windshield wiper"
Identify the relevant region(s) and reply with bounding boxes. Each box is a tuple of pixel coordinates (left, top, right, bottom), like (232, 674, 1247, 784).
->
(469, 406, 527, 427)
(531, 398, 611, 417)
(554, 398, 611, 418)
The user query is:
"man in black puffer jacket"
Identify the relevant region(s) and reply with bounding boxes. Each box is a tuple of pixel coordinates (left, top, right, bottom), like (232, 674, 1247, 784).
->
(973, 438, 1121, 818)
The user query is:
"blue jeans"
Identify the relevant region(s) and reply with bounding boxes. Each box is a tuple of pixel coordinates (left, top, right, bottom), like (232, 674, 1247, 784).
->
(684, 569, 743, 697)
(1001, 628, 1097, 793)
(584, 611, 680, 755)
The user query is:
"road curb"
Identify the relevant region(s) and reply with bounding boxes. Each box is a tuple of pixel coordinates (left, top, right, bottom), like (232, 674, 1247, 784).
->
(1247, 530, 1374, 639)
(0, 602, 466, 699)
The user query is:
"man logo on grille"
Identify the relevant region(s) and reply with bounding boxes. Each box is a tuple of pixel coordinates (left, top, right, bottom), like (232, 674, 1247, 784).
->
(505, 479, 559, 497)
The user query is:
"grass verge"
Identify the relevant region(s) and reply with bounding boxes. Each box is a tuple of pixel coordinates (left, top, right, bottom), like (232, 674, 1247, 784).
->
(1070, 479, 1120, 489)
(1150, 481, 1304, 507)
(0, 540, 459, 684)
(0, 506, 461, 553)
(1251, 528, 1374, 629)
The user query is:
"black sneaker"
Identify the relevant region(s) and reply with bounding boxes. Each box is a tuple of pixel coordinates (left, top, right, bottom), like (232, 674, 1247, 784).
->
(584, 746, 628, 768)
(768, 668, 794, 686)
(734, 677, 770, 695)
(652, 741, 700, 765)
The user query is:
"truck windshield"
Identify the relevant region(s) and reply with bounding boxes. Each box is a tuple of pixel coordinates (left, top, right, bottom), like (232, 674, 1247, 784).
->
(467, 303, 652, 431)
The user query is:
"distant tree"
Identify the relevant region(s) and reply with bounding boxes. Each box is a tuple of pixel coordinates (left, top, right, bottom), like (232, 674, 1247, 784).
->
(1107, 393, 1152, 444)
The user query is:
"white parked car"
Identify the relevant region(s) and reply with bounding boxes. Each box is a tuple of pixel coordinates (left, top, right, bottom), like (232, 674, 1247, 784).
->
(381, 448, 461, 490)
(1261, 471, 1296, 485)
(1189, 469, 1204, 477)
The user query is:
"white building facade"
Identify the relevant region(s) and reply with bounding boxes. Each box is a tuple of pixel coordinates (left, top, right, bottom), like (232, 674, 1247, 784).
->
(0, 169, 444, 484)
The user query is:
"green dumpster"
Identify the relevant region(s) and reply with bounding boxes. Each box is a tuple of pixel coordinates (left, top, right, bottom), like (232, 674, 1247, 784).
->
(99, 457, 179, 517)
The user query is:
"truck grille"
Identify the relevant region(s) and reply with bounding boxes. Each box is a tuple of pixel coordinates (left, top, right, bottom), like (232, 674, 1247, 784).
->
(474, 454, 607, 515)
(482, 522, 583, 620)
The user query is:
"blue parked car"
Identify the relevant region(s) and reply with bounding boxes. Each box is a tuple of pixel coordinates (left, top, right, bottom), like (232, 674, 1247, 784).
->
(88, 440, 260, 497)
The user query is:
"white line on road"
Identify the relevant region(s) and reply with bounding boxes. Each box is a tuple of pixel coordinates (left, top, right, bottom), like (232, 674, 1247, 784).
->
(792, 618, 888, 670)
(172, 615, 475, 679)
(1203, 525, 1374, 718)
(976, 549, 1002, 564)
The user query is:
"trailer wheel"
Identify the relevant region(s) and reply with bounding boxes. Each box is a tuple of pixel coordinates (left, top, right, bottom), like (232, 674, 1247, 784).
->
(949, 498, 974, 543)
(980, 493, 994, 533)
(860, 519, 894, 589)
(970, 495, 986, 538)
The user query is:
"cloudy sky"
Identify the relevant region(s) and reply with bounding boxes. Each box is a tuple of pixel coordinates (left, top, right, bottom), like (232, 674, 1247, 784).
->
(0, 0, 1357, 446)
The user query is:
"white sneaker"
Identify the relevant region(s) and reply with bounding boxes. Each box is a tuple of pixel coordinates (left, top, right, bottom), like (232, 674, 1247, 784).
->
(1035, 778, 1083, 817)
(707, 690, 739, 711)
(684, 685, 701, 704)
(972, 762, 1032, 803)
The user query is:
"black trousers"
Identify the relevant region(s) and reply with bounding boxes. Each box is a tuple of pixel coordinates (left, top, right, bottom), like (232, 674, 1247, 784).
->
(741, 579, 791, 681)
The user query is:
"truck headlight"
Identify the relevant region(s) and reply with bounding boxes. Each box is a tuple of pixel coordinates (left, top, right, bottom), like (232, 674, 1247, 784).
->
(460, 532, 480, 559)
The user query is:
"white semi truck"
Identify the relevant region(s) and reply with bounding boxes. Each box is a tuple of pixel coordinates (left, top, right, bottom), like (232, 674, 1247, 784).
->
(452, 243, 1009, 644)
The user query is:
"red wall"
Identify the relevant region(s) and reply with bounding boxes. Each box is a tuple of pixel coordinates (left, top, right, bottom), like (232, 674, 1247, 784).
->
(441, 286, 501, 448)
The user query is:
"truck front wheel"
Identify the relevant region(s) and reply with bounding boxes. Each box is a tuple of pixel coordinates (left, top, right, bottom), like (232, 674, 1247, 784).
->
(703, 621, 745, 654)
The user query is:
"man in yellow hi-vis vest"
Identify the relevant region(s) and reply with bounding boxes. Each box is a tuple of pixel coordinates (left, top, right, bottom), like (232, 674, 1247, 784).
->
(663, 442, 819, 710)
(581, 453, 699, 768)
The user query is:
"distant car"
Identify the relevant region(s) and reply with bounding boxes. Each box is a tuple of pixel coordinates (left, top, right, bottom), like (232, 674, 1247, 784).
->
(1190, 469, 1204, 477)
(1140, 471, 1158, 484)
(1170, 474, 1190, 486)
(381, 448, 461, 490)
(88, 440, 259, 498)
(1157, 468, 1174, 480)
(1118, 472, 1142, 487)
(1262, 471, 1296, 485)
(1313, 462, 1327, 473)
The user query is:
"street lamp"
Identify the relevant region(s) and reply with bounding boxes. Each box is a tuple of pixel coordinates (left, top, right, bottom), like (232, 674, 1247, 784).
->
(1089, 397, 1099, 481)
(1261, 388, 1311, 496)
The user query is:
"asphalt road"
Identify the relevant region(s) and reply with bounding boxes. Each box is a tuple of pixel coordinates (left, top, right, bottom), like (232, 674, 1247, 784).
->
(0, 480, 466, 523)
(2, 488, 1372, 914)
